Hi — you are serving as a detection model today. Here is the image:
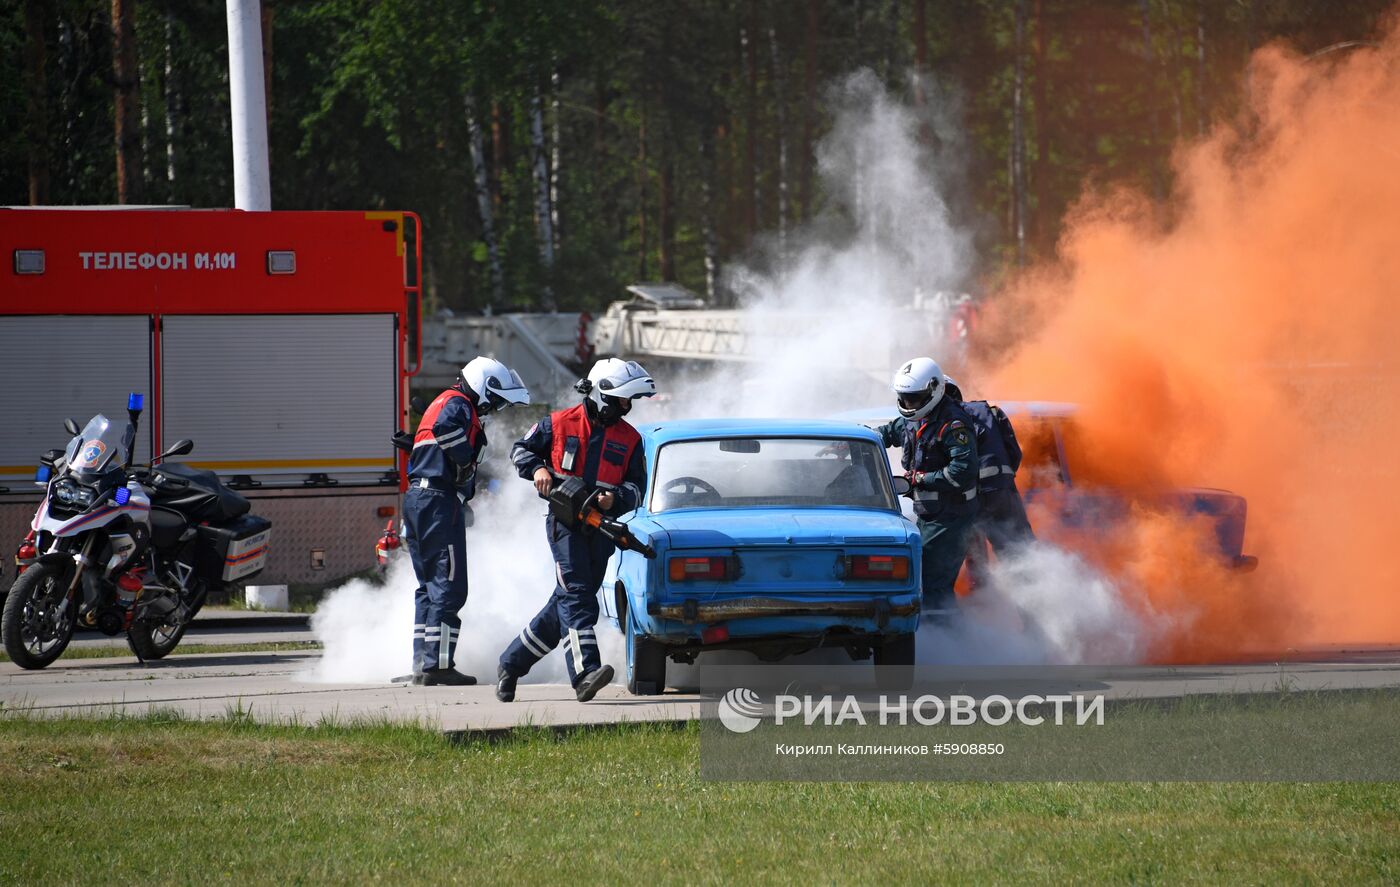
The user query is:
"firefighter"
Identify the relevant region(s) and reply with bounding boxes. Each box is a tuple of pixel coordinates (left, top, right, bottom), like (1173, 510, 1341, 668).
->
(496, 358, 655, 703)
(404, 357, 530, 686)
(873, 357, 979, 616)
(943, 374, 1035, 555)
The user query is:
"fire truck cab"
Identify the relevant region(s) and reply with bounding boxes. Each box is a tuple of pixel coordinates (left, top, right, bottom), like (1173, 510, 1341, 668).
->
(1, 207, 421, 588)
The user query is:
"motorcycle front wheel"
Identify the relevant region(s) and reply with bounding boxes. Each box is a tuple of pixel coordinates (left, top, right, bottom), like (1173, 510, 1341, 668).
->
(2, 562, 77, 669)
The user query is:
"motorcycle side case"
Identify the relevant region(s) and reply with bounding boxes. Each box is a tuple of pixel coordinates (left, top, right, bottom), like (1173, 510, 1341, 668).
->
(195, 515, 272, 584)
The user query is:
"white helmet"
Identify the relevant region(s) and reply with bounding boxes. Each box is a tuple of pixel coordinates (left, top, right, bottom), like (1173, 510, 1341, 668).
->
(583, 358, 656, 424)
(942, 373, 963, 402)
(461, 357, 530, 414)
(892, 357, 945, 420)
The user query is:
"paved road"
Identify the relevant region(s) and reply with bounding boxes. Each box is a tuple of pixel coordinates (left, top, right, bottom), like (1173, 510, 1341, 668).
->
(67, 624, 315, 649)
(4, 620, 1398, 733)
(0, 651, 706, 732)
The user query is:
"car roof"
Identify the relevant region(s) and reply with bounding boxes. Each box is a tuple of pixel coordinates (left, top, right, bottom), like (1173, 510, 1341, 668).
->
(830, 401, 1079, 423)
(641, 417, 885, 445)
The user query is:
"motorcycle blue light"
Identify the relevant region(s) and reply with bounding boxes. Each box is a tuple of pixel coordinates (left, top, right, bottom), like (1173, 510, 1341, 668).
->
(35, 465, 51, 483)
(128, 392, 144, 411)
(115, 487, 130, 505)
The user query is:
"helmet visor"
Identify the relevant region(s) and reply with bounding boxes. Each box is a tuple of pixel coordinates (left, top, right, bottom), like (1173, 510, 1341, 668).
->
(600, 361, 656, 400)
(487, 369, 530, 406)
(897, 391, 931, 413)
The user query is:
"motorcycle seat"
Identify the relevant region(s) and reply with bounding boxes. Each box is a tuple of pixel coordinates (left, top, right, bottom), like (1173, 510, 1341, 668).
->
(149, 462, 251, 522)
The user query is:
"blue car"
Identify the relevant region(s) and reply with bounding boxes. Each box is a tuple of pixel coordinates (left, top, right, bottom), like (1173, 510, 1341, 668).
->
(601, 419, 922, 695)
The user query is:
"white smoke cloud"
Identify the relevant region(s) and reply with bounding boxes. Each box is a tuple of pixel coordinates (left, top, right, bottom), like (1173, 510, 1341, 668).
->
(917, 541, 1159, 666)
(662, 70, 977, 421)
(307, 555, 414, 683)
(308, 70, 1158, 685)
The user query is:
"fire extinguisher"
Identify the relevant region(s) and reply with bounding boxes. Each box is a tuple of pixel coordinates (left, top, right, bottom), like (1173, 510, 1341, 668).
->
(14, 530, 37, 577)
(375, 520, 401, 569)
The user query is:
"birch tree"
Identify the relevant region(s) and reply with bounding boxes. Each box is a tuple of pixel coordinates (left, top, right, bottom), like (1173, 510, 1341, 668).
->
(465, 93, 504, 308)
(768, 23, 788, 261)
(529, 80, 556, 306)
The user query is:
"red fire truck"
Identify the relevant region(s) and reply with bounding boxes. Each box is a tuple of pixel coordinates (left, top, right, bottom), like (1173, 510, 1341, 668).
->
(1, 207, 421, 587)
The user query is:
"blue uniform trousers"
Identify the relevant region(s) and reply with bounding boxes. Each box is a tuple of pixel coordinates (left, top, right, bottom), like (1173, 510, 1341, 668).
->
(978, 486, 1035, 553)
(499, 515, 613, 687)
(964, 487, 1037, 589)
(917, 511, 977, 613)
(403, 484, 469, 674)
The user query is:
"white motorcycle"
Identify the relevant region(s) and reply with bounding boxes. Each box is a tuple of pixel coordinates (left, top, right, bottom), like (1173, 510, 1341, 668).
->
(2, 394, 272, 669)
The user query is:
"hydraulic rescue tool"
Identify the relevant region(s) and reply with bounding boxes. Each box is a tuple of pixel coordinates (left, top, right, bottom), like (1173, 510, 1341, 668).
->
(546, 476, 656, 559)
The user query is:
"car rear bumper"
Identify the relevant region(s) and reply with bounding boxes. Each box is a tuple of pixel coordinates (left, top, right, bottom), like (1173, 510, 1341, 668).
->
(647, 595, 919, 626)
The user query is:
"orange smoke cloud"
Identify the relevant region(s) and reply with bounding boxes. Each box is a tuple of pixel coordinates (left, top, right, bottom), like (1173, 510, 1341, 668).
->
(976, 18, 1400, 661)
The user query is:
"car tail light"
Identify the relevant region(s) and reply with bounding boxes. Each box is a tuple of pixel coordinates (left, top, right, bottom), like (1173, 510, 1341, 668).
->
(701, 624, 730, 644)
(845, 554, 910, 580)
(669, 556, 733, 582)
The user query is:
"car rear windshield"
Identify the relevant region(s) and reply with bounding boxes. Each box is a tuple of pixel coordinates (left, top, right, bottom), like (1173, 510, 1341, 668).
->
(650, 437, 896, 512)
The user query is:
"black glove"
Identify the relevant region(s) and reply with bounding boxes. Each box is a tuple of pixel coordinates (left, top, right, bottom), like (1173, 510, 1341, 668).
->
(453, 463, 475, 487)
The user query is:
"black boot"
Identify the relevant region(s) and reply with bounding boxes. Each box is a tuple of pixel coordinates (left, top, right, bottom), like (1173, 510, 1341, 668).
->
(495, 666, 517, 703)
(574, 665, 615, 702)
(414, 669, 477, 687)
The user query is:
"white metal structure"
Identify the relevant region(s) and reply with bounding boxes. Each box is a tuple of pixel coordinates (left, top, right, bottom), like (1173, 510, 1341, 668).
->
(419, 283, 955, 402)
(426, 312, 582, 400)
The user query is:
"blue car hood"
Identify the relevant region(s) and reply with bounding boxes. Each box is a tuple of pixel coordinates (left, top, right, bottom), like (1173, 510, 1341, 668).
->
(650, 508, 912, 548)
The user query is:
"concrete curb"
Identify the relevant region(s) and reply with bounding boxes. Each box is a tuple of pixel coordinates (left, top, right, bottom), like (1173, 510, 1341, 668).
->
(193, 610, 312, 629)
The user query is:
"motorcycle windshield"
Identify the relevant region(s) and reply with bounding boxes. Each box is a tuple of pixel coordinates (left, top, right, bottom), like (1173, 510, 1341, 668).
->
(67, 414, 129, 479)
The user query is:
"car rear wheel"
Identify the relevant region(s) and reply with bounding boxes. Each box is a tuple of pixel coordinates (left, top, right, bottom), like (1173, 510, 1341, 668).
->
(873, 632, 915, 692)
(624, 600, 666, 696)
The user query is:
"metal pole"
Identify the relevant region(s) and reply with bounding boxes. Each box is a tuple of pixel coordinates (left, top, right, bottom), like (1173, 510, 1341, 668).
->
(226, 0, 270, 210)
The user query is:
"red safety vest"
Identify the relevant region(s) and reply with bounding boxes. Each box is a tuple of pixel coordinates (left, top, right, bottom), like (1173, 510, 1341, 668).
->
(414, 388, 482, 450)
(549, 403, 640, 488)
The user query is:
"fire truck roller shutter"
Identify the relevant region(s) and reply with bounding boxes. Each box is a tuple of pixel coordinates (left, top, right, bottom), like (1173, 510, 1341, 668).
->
(160, 314, 396, 486)
(0, 316, 153, 483)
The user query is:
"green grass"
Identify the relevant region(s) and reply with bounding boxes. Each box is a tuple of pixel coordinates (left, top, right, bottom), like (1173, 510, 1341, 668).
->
(0, 641, 322, 663)
(0, 712, 1395, 884)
